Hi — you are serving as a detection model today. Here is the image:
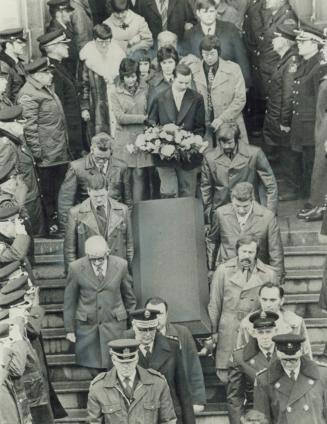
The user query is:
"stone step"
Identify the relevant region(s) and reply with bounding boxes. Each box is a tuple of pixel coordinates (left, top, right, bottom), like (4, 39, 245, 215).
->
(284, 245, 327, 269)
(34, 238, 63, 255)
(33, 264, 65, 280)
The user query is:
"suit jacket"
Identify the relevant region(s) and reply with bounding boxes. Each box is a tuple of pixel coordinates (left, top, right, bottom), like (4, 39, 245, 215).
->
(208, 256, 276, 369)
(138, 333, 196, 423)
(201, 142, 278, 224)
(182, 20, 251, 88)
(166, 323, 206, 405)
(254, 357, 327, 424)
(58, 153, 132, 228)
(64, 255, 136, 368)
(227, 338, 276, 424)
(207, 201, 285, 281)
(148, 86, 205, 168)
(63, 196, 133, 271)
(136, 0, 196, 41)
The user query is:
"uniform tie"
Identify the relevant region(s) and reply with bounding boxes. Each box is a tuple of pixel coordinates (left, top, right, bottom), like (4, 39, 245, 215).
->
(160, 0, 168, 30)
(123, 377, 133, 399)
(289, 370, 296, 382)
(266, 352, 271, 362)
(144, 345, 152, 361)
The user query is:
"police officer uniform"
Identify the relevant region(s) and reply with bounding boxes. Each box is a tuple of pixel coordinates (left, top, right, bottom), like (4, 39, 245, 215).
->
(227, 311, 278, 424)
(87, 339, 177, 424)
(263, 24, 301, 200)
(254, 333, 327, 424)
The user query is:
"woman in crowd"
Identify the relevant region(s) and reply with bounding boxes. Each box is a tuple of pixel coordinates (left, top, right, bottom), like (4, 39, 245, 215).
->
(79, 23, 125, 137)
(135, 50, 154, 85)
(147, 46, 179, 111)
(111, 58, 152, 202)
(103, 0, 153, 58)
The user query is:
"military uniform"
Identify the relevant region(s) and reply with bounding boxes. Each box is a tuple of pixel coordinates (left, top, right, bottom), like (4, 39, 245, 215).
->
(228, 338, 274, 424)
(88, 366, 176, 424)
(254, 357, 327, 424)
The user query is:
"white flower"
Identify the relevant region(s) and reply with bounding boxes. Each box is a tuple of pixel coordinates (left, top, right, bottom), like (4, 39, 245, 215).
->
(161, 144, 175, 157)
(192, 135, 203, 146)
(146, 142, 156, 152)
(159, 131, 174, 142)
(162, 123, 179, 134)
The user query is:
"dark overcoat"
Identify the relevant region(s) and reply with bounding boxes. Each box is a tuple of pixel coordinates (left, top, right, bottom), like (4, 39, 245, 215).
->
(138, 333, 196, 424)
(182, 20, 251, 87)
(70, 0, 94, 51)
(166, 323, 206, 405)
(49, 58, 84, 159)
(227, 338, 274, 424)
(254, 357, 327, 424)
(63, 196, 134, 270)
(64, 255, 137, 368)
(136, 0, 196, 41)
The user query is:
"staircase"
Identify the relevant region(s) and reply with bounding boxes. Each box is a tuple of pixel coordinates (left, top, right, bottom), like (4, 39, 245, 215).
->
(33, 203, 327, 424)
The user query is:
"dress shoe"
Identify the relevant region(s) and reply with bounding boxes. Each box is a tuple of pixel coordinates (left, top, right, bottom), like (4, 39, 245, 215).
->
(305, 208, 324, 222)
(297, 203, 313, 216)
(278, 193, 298, 202)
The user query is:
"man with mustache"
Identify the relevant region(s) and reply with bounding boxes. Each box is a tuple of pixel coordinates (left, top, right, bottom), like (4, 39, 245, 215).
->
(254, 333, 327, 424)
(208, 235, 276, 384)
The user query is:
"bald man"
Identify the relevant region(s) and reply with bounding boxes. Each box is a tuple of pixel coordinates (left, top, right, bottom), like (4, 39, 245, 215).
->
(64, 235, 137, 372)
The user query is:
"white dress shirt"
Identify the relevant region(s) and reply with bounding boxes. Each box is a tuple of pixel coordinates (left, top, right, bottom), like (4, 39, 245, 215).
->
(139, 342, 154, 357)
(282, 363, 301, 381)
(172, 86, 185, 111)
(91, 258, 107, 277)
(235, 203, 254, 230)
(201, 22, 216, 35)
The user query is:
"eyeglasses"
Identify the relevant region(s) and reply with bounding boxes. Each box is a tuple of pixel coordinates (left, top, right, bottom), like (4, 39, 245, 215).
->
(202, 50, 218, 58)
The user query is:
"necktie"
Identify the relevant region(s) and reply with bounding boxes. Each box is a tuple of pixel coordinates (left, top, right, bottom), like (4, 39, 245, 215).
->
(289, 370, 296, 382)
(144, 345, 152, 361)
(123, 377, 133, 399)
(207, 66, 215, 119)
(97, 265, 104, 282)
(97, 205, 106, 220)
(160, 0, 168, 30)
(266, 352, 271, 362)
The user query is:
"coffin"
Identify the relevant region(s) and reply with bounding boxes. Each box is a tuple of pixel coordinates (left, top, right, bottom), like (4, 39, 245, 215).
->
(132, 197, 211, 334)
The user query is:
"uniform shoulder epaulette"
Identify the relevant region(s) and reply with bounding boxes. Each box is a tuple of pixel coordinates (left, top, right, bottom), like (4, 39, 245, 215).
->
(91, 372, 107, 386)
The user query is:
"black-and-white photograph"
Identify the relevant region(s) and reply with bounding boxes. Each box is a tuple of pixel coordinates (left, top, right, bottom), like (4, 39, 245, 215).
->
(0, 0, 327, 423)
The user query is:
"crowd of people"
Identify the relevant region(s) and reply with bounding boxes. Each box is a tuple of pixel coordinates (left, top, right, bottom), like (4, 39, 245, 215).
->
(1, 0, 327, 423)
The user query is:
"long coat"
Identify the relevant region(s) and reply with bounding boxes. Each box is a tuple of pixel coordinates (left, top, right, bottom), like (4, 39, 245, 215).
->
(208, 256, 276, 369)
(290, 54, 325, 148)
(263, 46, 300, 146)
(87, 366, 176, 424)
(17, 76, 71, 167)
(111, 83, 153, 168)
(138, 333, 195, 424)
(201, 142, 278, 224)
(227, 338, 275, 424)
(63, 196, 134, 270)
(58, 153, 132, 228)
(309, 75, 327, 206)
(49, 58, 84, 159)
(64, 255, 137, 368)
(207, 201, 285, 281)
(136, 0, 196, 41)
(70, 0, 94, 51)
(189, 58, 248, 144)
(183, 20, 251, 88)
(237, 308, 312, 359)
(254, 357, 327, 424)
(166, 323, 206, 405)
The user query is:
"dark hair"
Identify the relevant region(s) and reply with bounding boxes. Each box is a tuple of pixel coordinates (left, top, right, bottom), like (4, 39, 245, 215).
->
(200, 35, 221, 56)
(144, 297, 168, 312)
(235, 235, 259, 255)
(175, 63, 191, 77)
(93, 23, 112, 40)
(216, 121, 241, 143)
(231, 182, 254, 201)
(157, 46, 179, 65)
(111, 0, 129, 13)
(195, 0, 217, 11)
(86, 174, 107, 190)
(91, 132, 113, 151)
(135, 49, 152, 64)
(119, 58, 140, 82)
(258, 282, 284, 298)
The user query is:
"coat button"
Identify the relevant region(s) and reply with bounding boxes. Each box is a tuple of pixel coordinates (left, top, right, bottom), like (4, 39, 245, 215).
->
(286, 406, 292, 413)
(275, 382, 280, 388)
(303, 404, 309, 411)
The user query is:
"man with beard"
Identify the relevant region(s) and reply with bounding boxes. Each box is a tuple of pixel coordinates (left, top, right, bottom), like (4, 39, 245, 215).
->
(201, 121, 277, 225)
(208, 235, 276, 384)
(254, 333, 327, 424)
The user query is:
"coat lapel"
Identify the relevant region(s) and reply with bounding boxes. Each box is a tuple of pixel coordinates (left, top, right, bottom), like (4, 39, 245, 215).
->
(177, 88, 194, 125)
(81, 258, 99, 289)
(107, 201, 124, 238)
(149, 334, 171, 371)
(98, 256, 119, 291)
(229, 268, 246, 289)
(146, 0, 160, 17)
(78, 199, 100, 235)
(167, 0, 177, 18)
(287, 358, 320, 406)
(212, 61, 230, 89)
(163, 88, 178, 123)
